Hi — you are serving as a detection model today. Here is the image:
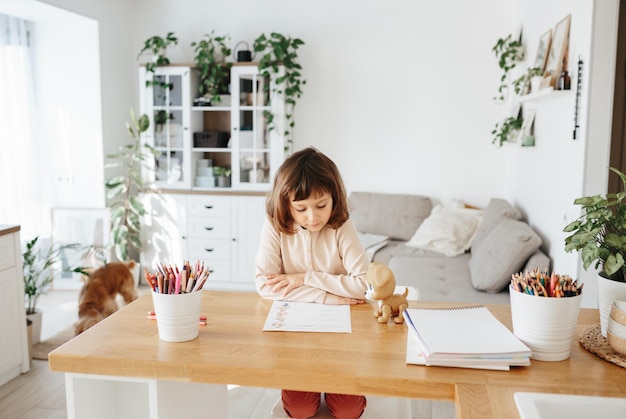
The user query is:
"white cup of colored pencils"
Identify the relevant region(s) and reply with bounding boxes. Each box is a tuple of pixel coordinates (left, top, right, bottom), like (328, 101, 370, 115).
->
(510, 268, 583, 361)
(144, 260, 210, 294)
(145, 261, 210, 342)
(511, 268, 583, 298)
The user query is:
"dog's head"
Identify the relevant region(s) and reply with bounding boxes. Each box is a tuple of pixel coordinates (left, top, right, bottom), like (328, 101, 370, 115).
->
(364, 262, 397, 301)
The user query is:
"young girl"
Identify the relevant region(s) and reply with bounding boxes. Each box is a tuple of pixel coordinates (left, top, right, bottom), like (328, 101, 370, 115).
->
(255, 147, 369, 419)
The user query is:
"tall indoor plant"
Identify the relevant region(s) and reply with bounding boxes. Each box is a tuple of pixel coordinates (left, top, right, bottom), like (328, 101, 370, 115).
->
(253, 32, 305, 152)
(105, 110, 156, 262)
(564, 166, 626, 336)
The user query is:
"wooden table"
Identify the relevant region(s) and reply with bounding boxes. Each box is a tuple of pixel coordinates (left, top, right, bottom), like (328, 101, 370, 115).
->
(49, 291, 626, 418)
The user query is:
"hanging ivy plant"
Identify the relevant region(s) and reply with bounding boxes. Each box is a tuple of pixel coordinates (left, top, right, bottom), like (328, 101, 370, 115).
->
(253, 32, 305, 151)
(137, 32, 179, 91)
(191, 31, 232, 105)
(512, 66, 543, 96)
(491, 116, 523, 147)
(492, 33, 524, 102)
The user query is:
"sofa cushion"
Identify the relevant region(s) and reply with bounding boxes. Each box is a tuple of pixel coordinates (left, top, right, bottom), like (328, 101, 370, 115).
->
(469, 219, 542, 293)
(405, 203, 483, 257)
(523, 249, 551, 273)
(388, 254, 510, 304)
(349, 192, 432, 241)
(471, 198, 521, 251)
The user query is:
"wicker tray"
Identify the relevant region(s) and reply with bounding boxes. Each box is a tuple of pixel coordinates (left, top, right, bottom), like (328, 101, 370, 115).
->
(579, 323, 626, 368)
(193, 132, 229, 148)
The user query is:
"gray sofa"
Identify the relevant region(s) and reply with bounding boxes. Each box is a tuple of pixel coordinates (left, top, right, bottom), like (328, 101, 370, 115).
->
(350, 192, 550, 305)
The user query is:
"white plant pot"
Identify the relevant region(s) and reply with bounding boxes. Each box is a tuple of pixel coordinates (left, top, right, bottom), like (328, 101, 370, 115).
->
(597, 273, 626, 337)
(530, 76, 544, 93)
(26, 309, 43, 345)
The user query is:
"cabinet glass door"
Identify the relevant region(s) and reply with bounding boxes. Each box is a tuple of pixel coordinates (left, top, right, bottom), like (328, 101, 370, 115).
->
(231, 66, 273, 190)
(153, 74, 184, 185)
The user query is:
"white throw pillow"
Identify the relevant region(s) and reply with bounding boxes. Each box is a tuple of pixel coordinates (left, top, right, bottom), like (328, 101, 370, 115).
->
(405, 203, 484, 257)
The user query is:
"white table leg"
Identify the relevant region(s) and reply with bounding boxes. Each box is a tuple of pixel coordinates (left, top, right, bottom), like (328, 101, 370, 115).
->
(65, 373, 228, 418)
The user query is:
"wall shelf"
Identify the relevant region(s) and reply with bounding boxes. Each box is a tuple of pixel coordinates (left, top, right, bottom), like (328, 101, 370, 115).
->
(518, 88, 574, 103)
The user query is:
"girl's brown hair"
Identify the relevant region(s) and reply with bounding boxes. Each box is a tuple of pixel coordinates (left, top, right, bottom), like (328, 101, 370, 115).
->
(266, 147, 349, 234)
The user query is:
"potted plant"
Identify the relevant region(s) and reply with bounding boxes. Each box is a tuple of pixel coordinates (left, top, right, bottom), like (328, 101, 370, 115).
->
(492, 33, 525, 102)
(213, 166, 232, 187)
(191, 31, 232, 105)
(105, 109, 157, 262)
(23, 236, 84, 344)
(512, 67, 544, 96)
(564, 166, 626, 336)
(491, 116, 523, 147)
(253, 32, 306, 152)
(137, 32, 178, 91)
(153, 110, 171, 146)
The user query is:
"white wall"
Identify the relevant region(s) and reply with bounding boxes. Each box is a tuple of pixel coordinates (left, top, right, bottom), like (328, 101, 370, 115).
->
(128, 0, 620, 307)
(32, 13, 104, 207)
(129, 0, 515, 206)
(4, 0, 619, 306)
(511, 0, 619, 307)
(36, 0, 136, 174)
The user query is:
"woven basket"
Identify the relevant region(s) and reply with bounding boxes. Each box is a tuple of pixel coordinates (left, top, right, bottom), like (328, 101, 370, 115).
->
(193, 132, 229, 148)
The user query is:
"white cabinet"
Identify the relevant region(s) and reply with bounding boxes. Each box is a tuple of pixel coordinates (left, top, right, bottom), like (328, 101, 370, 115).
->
(139, 64, 283, 288)
(139, 64, 286, 192)
(230, 195, 266, 286)
(0, 226, 30, 387)
(141, 193, 266, 291)
(186, 195, 233, 283)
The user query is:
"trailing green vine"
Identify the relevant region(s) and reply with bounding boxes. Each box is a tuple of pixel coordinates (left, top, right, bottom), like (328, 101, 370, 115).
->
(137, 32, 178, 91)
(491, 116, 523, 147)
(191, 31, 232, 104)
(253, 32, 306, 151)
(492, 34, 524, 102)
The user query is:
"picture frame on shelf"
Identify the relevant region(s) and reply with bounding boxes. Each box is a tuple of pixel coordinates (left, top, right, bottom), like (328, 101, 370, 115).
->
(545, 14, 571, 88)
(520, 109, 536, 147)
(534, 29, 552, 74)
(509, 101, 523, 144)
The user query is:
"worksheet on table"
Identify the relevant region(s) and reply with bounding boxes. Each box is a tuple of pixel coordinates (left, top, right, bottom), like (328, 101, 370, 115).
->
(262, 300, 352, 333)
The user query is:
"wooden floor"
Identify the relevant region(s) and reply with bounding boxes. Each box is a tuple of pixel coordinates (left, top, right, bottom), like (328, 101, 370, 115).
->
(0, 286, 454, 419)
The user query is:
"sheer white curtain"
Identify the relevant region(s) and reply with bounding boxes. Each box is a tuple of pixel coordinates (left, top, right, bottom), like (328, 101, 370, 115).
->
(0, 14, 53, 242)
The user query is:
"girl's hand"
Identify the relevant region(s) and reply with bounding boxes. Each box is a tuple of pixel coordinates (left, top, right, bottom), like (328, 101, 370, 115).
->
(266, 273, 305, 296)
(324, 294, 366, 305)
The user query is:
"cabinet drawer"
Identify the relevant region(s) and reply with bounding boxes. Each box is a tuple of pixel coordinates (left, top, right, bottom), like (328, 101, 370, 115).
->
(187, 195, 231, 217)
(187, 217, 230, 239)
(202, 259, 231, 284)
(187, 238, 231, 260)
(0, 234, 16, 271)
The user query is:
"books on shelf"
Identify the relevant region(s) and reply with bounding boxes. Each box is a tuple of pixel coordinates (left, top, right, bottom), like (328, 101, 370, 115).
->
(405, 305, 531, 370)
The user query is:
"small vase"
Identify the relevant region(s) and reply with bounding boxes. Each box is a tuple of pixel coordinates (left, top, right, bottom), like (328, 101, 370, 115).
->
(597, 273, 626, 337)
(26, 309, 43, 345)
(530, 76, 543, 93)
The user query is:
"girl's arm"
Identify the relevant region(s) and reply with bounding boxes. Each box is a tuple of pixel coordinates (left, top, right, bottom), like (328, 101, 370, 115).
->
(255, 218, 327, 303)
(303, 219, 369, 301)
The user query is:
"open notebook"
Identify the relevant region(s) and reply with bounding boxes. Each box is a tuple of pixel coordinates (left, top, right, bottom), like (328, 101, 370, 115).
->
(405, 305, 531, 370)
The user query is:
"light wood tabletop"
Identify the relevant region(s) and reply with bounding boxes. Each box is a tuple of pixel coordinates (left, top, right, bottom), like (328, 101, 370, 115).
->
(49, 291, 626, 419)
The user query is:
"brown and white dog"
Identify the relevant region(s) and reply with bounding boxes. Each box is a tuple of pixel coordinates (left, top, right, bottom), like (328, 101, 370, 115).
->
(75, 260, 138, 335)
(364, 262, 409, 324)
